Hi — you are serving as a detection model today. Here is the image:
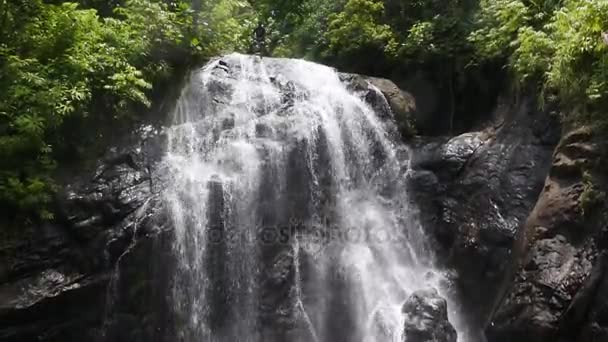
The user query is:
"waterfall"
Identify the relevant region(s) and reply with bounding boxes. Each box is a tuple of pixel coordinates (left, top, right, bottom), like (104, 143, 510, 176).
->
(162, 54, 455, 342)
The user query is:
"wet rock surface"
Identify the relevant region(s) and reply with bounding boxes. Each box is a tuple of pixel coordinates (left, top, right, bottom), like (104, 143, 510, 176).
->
(487, 127, 608, 342)
(401, 288, 457, 342)
(340, 73, 417, 138)
(408, 98, 561, 324)
(0, 125, 171, 342)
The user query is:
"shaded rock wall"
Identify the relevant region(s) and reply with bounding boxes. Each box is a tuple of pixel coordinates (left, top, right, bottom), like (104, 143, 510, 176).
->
(408, 97, 561, 327)
(487, 127, 608, 342)
(0, 125, 170, 342)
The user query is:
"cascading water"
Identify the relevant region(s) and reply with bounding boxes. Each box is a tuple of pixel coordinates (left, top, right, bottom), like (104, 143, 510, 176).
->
(162, 54, 461, 342)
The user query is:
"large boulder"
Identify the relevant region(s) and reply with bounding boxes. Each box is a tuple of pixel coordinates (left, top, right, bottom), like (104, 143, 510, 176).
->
(402, 288, 457, 342)
(487, 126, 608, 342)
(366, 76, 417, 137)
(339, 73, 417, 138)
(408, 97, 561, 326)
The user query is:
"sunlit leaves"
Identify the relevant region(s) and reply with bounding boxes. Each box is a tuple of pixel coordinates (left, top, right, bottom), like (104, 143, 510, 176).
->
(469, 0, 530, 59)
(469, 0, 608, 124)
(398, 21, 437, 59)
(325, 0, 397, 57)
(105, 66, 153, 108)
(510, 26, 553, 81)
(0, 0, 254, 221)
(546, 0, 608, 113)
(198, 0, 256, 55)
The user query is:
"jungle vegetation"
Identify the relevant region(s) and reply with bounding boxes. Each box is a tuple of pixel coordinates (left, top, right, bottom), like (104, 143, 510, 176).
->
(1, 0, 606, 222)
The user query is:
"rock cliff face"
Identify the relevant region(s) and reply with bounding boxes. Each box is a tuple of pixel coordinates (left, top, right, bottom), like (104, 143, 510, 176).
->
(487, 127, 608, 342)
(0, 126, 172, 342)
(408, 98, 561, 326)
(407, 98, 608, 342)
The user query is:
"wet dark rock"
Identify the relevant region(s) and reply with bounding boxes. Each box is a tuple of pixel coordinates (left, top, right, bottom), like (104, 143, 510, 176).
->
(487, 126, 608, 342)
(408, 98, 561, 326)
(0, 125, 171, 342)
(401, 288, 457, 342)
(259, 249, 297, 334)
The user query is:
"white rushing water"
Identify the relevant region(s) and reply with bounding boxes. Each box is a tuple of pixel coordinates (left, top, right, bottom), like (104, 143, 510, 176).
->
(161, 54, 462, 342)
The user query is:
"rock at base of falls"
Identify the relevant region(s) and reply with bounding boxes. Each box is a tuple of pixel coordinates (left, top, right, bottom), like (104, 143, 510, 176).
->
(401, 288, 457, 342)
(486, 127, 608, 342)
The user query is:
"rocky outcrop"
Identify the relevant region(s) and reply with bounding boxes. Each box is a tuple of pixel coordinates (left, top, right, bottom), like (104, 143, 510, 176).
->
(408, 98, 561, 325)
(487, 127, 608, 342)
(365, 76, 417, 137)
(402, 288, 457, 342)
(340, 73, 417, 138)
(0, 125, 171, 342)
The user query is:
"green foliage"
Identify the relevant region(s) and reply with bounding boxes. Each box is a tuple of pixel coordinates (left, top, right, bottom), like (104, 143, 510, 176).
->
(198, 0, 256, 55)
(390, 0, 473, 63)
(580, 170, 606, 218)
(274, 0, 339, 58)
(546, 0, 608, 117)
(510, 26, 553, 82)
(467, 0, 608, 127)
(0, 0, 253, 222)
(469, 0, 530, 60)
(249, 0, 343, 59)
(4, 0, 608, 223)
(325, 0, 397, 57)
(251, 0, 478, 76)
(399, 21, 437, 58)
